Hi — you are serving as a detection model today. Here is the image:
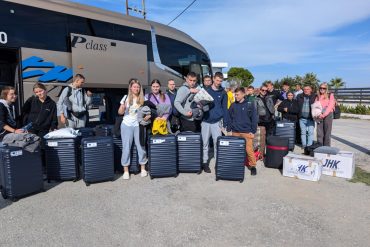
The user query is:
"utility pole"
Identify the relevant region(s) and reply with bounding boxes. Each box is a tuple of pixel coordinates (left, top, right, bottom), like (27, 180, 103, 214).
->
(125, 0, 146, 19)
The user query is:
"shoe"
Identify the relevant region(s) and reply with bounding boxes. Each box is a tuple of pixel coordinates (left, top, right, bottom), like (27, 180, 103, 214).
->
(203, 164, 211, 173)
(123, 172, 130, 180)
(141, 170, 148, 177)
(251, 167, 257, 176)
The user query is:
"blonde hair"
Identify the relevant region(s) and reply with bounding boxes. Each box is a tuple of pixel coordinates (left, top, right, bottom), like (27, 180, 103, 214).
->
(128, 78, 144, 106)
(317, 82, 329, 100)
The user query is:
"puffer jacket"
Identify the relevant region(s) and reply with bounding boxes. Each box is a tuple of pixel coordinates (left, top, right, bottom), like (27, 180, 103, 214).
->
(256, 95, 275, 123)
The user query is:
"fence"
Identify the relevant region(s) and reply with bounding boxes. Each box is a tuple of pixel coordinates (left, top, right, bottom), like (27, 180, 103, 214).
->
(332, 88, 370, 105)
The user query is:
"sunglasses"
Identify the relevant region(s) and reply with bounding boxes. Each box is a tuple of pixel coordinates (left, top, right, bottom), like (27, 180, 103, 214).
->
(260, 89, 267, 92)
(319, 87, 327, 90)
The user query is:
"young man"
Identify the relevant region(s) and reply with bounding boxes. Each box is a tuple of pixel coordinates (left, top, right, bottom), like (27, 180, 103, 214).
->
(57, 74, 92, 128)
(265, 81, 281, 104)
(294, 83, 303, 98)
(202, 75, 212, 89)
(296, 85, 316, 147)
(255, 84, 275, 136)
(201, 72, 229, 173)
(166, 79, 179, 133)
(174, 72, 200, 132)
(228, 87, 258, 175)
(246, 85, 256, 102)
(280, 82, 290, 100)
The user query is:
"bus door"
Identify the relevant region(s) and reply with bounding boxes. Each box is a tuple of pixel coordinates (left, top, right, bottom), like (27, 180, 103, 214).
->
(0, 47, 22, 111)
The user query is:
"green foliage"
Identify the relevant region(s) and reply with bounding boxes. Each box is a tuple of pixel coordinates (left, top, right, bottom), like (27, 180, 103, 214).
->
(350, 167, 370, 186)
(329, 77, 345, 89)
(228, 67, 254, 87)
(302, 72, 320, 91)
(339, 104, 370, 115)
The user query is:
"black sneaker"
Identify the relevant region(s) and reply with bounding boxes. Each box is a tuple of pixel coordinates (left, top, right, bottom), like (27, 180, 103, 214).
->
(203, 164, 211, 173)
(251, 167, 257, 176)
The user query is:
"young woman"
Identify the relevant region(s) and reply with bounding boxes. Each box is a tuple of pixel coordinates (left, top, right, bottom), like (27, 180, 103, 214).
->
(315, 82, 335, 146)
(118, 79, 149, 180)
(0, 86, 24, 140)
(21, 83, 58, 138)
(277, 91, 299, 122)
(146, 79, 172, 121)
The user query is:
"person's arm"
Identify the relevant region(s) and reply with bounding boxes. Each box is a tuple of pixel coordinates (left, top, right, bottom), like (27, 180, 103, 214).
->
(222, 92, 229, 128)
(174, 87, 190, 116)
(84, 90, 92, 107)
(0, 106, 23, 133)
(322, 94, 335, 118)
(57, 87, 69, 124)
(162, 94, 172, 120)
(277, 101, 285, 113)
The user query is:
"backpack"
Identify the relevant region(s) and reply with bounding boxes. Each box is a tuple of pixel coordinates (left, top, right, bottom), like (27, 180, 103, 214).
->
(64, 86, 87, 118)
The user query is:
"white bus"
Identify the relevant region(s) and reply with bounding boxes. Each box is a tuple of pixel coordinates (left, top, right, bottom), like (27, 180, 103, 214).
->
(0, 0, 212, 124)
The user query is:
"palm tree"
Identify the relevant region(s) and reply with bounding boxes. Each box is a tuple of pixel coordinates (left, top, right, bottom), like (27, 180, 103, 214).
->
(302, 72, 320, 91)
(329, 77, 345, 89)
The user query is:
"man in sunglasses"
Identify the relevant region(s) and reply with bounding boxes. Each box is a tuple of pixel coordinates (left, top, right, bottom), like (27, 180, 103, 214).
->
(255, 85, 275, 136)
(296, 85, 316, 147)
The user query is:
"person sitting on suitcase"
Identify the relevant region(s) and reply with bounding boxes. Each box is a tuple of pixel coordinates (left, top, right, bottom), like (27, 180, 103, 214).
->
(174, 72, 201, 132)
(118, 79, 149, 180)
(0, 86, 25, 140)
(201, 72, 229, 173)
(57, 74, 92, 128)
(227, 87, 258, 176)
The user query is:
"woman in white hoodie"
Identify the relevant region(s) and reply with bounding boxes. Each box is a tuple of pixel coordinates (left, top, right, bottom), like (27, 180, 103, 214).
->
(0, 86, 24, 140)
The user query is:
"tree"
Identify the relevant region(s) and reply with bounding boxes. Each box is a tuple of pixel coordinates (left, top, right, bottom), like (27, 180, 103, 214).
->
(302, 72, 320, 91)
(329, 77, 345, 89)
(227, 67, 254, 87)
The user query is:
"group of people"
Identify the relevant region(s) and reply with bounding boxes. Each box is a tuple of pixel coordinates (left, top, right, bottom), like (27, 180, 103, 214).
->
(0, 72, 336, 181)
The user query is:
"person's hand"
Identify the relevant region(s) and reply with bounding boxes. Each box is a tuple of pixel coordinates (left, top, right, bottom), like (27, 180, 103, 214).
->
(284, 107, 288, 112)
(186, 111, 192, 117)
(248, 133, 255, 138)
(60, 114, 66, 124)
(319, 114, 324, 119)
(190, 88, 199, 94)
(144, 115, 151, 121)
(86, 90, 93, 97)
(15, 129, 24, 134)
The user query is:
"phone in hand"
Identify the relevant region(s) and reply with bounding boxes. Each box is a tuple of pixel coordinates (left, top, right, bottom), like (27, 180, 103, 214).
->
(120, 95, 127, 105)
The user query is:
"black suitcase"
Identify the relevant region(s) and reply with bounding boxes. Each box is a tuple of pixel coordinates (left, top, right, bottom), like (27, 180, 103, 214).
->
(215, 136, 246, 182)
(113, 136, 123, 173)
(129, 144, 140, 175)
(76, 127, 95, 138)
(0, 146, 44, 201)
(94, 125, 113, 137)
(148, 135, 177, 179)
(265, 136, 289, 169)
(274, 121, 296, 151)
(44, 138, 79, 182)
(81, 136, 114, 185)
(177, 132, 202, 173)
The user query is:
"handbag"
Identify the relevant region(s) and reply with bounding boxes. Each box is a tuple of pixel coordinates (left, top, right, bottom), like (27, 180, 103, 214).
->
(333, 104, 341, 119)
(113, 115, 123, 137)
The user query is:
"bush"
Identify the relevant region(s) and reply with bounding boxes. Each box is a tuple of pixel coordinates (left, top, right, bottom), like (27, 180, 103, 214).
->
(339, 104, 370, 115)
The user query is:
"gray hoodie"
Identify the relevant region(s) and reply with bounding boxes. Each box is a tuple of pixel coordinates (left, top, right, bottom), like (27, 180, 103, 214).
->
(174, 82, 199, 121)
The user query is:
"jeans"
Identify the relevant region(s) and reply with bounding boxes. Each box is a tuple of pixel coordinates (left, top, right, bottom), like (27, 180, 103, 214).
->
(299, 118, 315, 147)
(201, 121, 222, 164)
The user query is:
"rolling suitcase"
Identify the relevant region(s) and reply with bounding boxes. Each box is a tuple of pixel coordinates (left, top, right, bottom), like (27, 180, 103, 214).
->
(113, 136, 123, 173)
(81, 136, 114, 186)
(177, 132, 202, 173)
(274, 121, 296, 151)
(76, 127, 94, 138)
(265, 136, 289, 169)
(148, 135, 177, 179)
(44, 138, 79, 182)
(0, 145, 44, 201)
(215, 136, 246, 183)
(129, 144, 140, 175)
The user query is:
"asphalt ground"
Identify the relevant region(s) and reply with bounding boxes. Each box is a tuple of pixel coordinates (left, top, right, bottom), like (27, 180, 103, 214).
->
(0, 118, 369, 247)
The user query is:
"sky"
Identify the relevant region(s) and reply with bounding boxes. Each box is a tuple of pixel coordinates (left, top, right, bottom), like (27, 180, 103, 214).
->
(69, 0, 370, 87)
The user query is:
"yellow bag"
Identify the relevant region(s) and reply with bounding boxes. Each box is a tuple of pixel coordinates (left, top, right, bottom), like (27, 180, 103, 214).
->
(152, 118, 168, 135)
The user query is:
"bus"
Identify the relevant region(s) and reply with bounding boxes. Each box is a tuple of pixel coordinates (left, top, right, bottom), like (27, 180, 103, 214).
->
(0, 0, 212, 125)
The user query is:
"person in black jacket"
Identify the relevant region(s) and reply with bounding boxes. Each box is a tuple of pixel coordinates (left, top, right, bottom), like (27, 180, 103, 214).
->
(228, 87, 258, 175)
(296, 85, 316, 147)
(277, 91, 299, 122)
(21, 83, 58, 138)
(0, 86, 24, 140)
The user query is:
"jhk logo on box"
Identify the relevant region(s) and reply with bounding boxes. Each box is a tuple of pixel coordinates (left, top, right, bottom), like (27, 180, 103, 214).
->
(314, 152, 355, 179)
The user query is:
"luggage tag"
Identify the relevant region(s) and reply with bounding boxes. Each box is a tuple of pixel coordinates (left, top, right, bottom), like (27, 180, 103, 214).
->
(10, 150, 23, 157)
(87, 142, 98, 148)
(47, 142, 58, 147)
(220, 141, 230, 146)
(177, 136, 187, 141)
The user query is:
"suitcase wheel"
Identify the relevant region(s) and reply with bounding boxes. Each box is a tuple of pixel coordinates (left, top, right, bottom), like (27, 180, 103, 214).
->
(73, 178, 78, 182)
(174, 174, 178, 178)
(215, 177, 219, 181)
(239, 180, 244, 183)
(150, 175, 153, 180)
(10, 197, 18, 202)
(85, 182, 90, 186)
(1, 191, 8, 200)
(197, 170, 202, 175)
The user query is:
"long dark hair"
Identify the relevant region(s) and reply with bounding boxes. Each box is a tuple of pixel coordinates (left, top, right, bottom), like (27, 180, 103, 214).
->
(151, 79, 166, 102)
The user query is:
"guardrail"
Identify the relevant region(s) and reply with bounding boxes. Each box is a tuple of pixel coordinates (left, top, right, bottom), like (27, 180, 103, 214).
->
(332, 88, 370, 105)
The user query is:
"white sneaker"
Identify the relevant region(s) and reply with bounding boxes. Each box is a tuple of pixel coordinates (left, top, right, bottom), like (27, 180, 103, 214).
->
(123, 172, 130, 180)
(141, 170, 148, 177)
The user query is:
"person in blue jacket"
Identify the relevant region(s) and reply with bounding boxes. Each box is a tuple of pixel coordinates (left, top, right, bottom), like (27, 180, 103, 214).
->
(201, 72, 229, 173)
(228, 87, 258, 175)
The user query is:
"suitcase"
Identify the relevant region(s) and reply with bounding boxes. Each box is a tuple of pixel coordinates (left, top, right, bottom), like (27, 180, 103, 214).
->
(44, 138, 79, 182)
(274, 121, 296, 151)
(0, 146, 44, 201)
(81, 136, 114, 185)
(94, 125, 113, 137)
(265, 136, 289, 169)
(148, 135, 177, 179)
(254, 126, 266, 154)
(113, 136, 123, 173)
(215, 136, 246, 182)
(129, 144, 140, 175)
(304, 141, 322, 157)
(76, 127, 94, 138)
(177, 132, 202, 173)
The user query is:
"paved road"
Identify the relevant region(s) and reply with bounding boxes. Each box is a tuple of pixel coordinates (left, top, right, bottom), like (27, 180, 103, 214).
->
(0, 119, 369, 247)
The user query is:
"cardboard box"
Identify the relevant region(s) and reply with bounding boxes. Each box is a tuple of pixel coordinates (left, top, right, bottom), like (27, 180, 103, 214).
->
(283, 153, 322, 182)
(314, 151, 355, 179)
